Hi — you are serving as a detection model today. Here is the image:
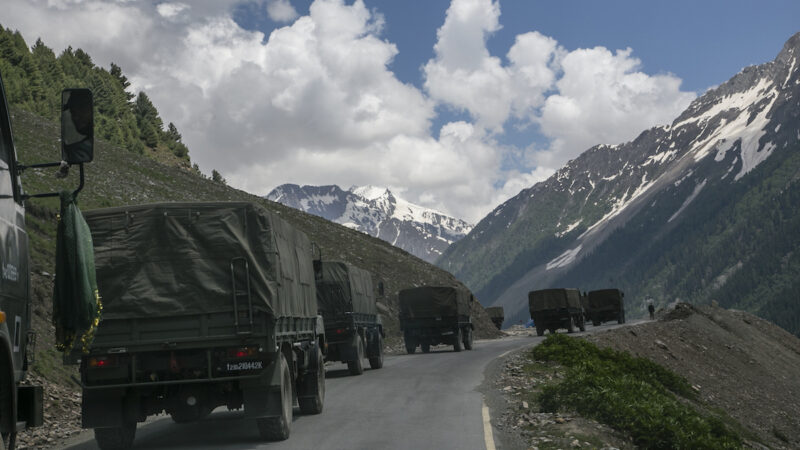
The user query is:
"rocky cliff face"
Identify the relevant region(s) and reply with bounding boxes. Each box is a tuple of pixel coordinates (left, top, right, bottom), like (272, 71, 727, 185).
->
(439, 32, 800, 331)
(267, 184, 473, 263)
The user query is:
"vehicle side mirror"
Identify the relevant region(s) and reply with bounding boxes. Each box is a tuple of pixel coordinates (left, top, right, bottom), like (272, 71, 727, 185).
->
(61, 88, 93, 164)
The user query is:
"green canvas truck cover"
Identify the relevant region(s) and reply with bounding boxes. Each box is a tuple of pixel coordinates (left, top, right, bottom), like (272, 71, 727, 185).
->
(528, 288, 582, 313)
(315, 261, 376, 315)
(84, 202, 317, 320)
(588, 289, 623, 309)
(398, 286, 472, 319)
(486, 306, 504, 320)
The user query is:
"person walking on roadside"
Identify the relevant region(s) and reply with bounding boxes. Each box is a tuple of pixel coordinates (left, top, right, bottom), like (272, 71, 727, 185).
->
(648, 303, 655, 320)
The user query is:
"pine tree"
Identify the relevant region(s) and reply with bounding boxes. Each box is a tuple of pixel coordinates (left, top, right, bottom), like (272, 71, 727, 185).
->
(211, 170, 226, 184)
(109, 62, 134, 102)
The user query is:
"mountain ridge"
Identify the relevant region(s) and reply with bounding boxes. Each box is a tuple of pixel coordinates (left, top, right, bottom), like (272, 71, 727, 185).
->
(438, 31, 800, 332)
(267, 183, 473, 263)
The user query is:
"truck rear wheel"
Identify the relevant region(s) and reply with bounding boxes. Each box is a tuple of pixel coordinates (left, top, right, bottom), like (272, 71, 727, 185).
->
(579, 317, 586, 332)
(257, 354, 292, 441)
(369, 333, 384, 369)
(567, 316, 575, 333)
(463, 327, 474, 350)
(536, 325, 544, 336)
(94, 422, 136, 450)
(298, 349, 325, 415)
(347, 336, 364, 376)
(453, 328, 463, 352)
(618, 311, 625, 324)
(421, 342, 431, 353)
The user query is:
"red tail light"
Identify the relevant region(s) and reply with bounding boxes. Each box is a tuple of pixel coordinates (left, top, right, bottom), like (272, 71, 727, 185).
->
(227, 347, 258, 358)
(88, 355, 118, 368)
(335, 328, 346, 334)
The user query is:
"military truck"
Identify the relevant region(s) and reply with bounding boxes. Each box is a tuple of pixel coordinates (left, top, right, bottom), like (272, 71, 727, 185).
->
(314, 260, 383, 375)
(528, 288, 585, 336)
(0, 71, 95, 449)
(399, 286, 474, 353)
(486, 306, 504, 330)
(587, 289, 626, 326)
(71, 202, 325, 449)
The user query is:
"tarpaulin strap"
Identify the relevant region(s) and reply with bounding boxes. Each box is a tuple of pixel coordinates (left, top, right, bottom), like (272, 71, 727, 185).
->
(53, 190, 102, 353)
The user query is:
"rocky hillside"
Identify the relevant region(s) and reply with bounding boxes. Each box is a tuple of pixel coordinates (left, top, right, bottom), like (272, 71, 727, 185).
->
(493, 304, 800, 449)
(588, 304, 800, 448)
(439, 32, 800, 332)
(13, 107, 501, 387)
(267, 183, 473, 263)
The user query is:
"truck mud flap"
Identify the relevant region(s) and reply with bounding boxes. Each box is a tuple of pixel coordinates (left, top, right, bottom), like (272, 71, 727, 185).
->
(242, 358, 282, 419)
(17, 385, 43, 428)
(82, 389, 129, 428)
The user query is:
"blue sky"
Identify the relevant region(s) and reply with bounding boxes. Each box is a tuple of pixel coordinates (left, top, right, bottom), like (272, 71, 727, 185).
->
(234, 0, 800, 92)
(4, 0, 799, 221)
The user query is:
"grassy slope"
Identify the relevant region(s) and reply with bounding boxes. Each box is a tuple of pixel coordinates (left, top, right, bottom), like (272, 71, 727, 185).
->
(12, 107, 500, 383)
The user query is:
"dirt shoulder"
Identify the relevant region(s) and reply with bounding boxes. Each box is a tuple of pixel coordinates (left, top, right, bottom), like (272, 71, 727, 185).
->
(491, 304, 800, 449)
(588, 303, 800, 448)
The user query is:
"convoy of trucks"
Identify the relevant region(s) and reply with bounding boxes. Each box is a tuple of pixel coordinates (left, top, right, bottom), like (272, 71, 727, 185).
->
(398, 286, 475, 353)
(0, 63, 640, 449)
(314, 260, 384, 375)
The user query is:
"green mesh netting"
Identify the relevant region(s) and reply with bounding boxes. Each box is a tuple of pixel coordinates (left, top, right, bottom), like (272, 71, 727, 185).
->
(53, 190, 101, 353)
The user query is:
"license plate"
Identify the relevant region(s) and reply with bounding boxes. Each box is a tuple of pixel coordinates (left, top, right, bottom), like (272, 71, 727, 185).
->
(224, 360, 263, 372)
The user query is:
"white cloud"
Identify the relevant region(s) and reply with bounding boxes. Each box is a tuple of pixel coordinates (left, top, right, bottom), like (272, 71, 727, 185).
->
(423, 0, 513, 130)
(266, 0, 298, 23)
(425, 0, 695, 176)
(535, 46, 696, 171)
(2, 0, 696, 224)
(156, 2, 189, 19)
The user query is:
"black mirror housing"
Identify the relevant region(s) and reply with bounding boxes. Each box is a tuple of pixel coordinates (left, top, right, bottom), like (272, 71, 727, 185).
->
(61, 88, 94, 164)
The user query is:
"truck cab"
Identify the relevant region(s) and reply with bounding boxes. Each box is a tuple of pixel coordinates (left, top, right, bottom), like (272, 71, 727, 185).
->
(0, 70, 94, 449)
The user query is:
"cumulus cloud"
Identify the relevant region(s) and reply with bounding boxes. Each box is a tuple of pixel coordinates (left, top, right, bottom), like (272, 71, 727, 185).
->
(266, 0, 298, 23)
(533, 47, 695, 167)
(425, 0, 695, 175)
(2, 0, 696, 223)
(156, 2, 189, 19)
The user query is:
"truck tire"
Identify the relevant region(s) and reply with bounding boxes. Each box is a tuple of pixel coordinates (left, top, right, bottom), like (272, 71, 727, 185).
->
(347, 336, 364, 376)
(536, 325, 544, 336)
(579, 317, 586, 332)
(463, 327, 474, 350)
(618, 311, 625, 324)
(404, 337, 416, 354)
(421, 342, 431, 353)
(94, 422, 136, 450)
(453, 328, 463, 352)
(257, 353, 292, 441)
(298, 349, 325, 415)
(593, 319, 601, 327)
(567, 316, 575, 333)
(369, 333, 384, 370)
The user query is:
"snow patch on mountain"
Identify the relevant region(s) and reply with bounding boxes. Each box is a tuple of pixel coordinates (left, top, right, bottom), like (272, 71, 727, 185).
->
(669, 179, 707, 223)
(266, 184, 473, 263)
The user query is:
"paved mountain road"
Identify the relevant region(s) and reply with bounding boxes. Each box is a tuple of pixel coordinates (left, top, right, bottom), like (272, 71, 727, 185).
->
(61, 326, 630, 450)
(61, 336, 537, 450)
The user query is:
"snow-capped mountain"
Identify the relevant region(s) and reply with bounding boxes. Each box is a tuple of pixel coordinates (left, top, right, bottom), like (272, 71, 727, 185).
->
(439, 32, 800, 332)
(267, 184, 473, 263)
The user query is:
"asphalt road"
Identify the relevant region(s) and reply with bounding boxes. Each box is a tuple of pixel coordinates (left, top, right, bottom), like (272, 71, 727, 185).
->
(60, 336, 541, 450)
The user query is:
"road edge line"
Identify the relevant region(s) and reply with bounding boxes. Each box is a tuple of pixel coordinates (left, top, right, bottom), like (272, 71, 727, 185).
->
(482, 400, 496, 450)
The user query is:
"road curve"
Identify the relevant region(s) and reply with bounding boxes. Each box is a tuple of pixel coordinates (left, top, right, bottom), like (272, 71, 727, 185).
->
(61, 336, 539, 450)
